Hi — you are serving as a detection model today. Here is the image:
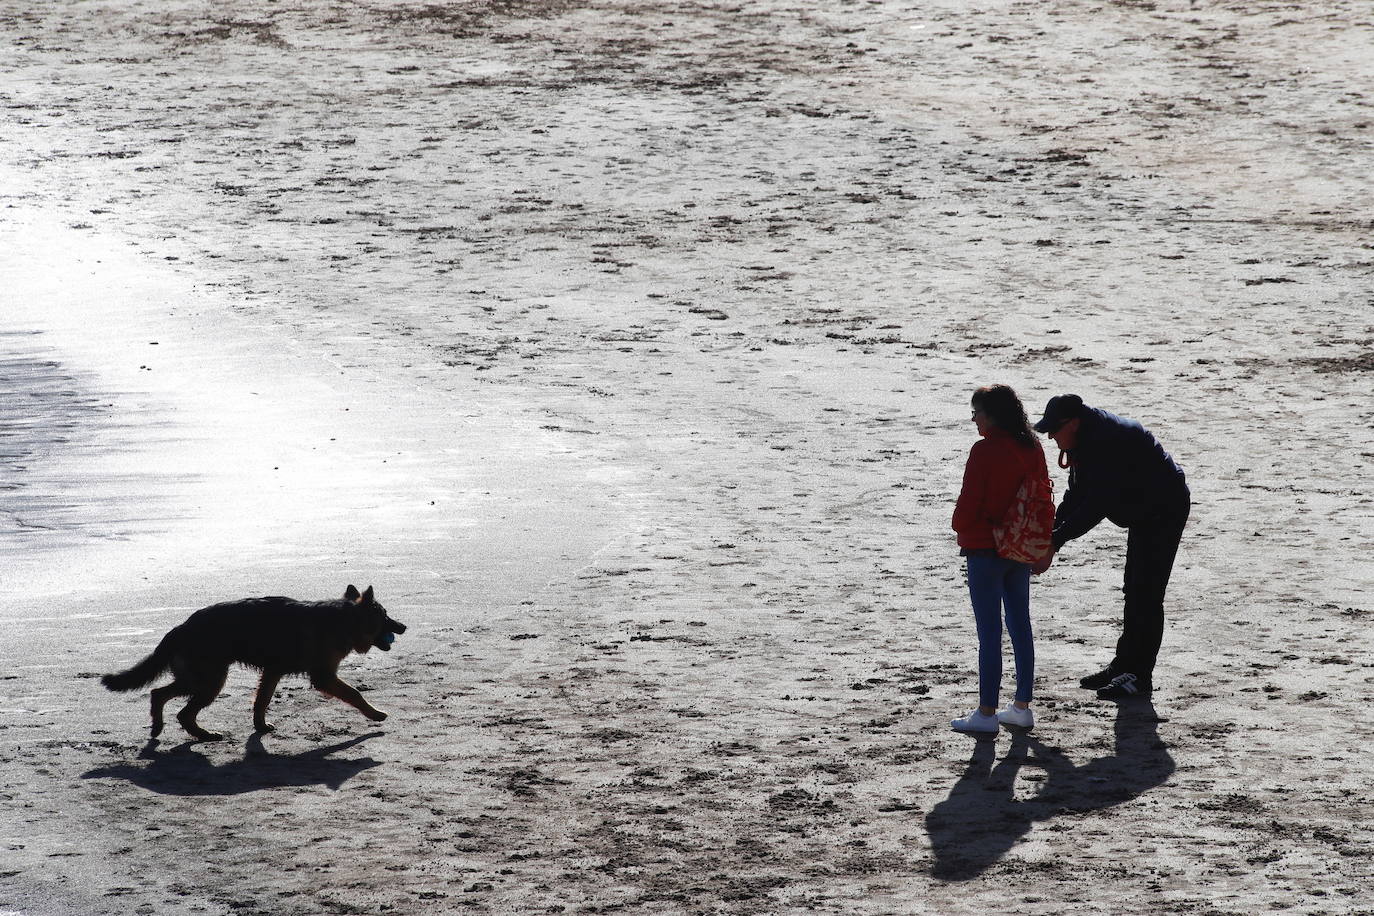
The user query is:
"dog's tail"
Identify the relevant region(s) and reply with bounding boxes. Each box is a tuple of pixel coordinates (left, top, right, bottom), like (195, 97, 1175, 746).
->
(101, 640, 173, 692)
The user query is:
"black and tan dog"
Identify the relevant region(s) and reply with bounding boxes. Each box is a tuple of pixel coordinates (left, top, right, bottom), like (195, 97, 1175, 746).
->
(102, 585, 406, 741)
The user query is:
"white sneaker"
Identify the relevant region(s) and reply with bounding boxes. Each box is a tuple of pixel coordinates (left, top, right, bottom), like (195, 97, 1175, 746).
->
(996, 704, 1034, 729)
(950, 710, 999, 733)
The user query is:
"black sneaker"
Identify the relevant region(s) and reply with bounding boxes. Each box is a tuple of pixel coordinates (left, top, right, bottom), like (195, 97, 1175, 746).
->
(1096, 672, 1152, 700)
(1078, 666, 1116, 690)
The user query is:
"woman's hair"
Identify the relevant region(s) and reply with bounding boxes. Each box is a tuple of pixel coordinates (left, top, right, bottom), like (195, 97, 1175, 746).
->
(972, 384, 1037, 447)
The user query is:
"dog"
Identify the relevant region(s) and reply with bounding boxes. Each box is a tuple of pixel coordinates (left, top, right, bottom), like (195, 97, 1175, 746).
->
(102, 585, 406, 741)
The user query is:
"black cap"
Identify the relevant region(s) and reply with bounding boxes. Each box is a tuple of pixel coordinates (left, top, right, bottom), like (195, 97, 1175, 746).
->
(1033, 394, 1085, 433)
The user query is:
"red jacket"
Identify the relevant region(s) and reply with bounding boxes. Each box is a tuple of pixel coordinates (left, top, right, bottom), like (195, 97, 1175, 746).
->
(952, 430, 1049, 551)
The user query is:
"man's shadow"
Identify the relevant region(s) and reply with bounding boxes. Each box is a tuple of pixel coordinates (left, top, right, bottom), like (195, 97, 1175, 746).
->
(926, 702, 1174, 880)
(81, 732, 383, 796)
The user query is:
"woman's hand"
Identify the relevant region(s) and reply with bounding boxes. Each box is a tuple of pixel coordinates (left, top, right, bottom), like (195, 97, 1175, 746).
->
(1030, 550, 1055, 576)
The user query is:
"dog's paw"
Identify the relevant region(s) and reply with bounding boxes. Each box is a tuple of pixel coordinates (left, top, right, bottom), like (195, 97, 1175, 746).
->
(254, 723, 276, 734)
(366, 710, 388, 722)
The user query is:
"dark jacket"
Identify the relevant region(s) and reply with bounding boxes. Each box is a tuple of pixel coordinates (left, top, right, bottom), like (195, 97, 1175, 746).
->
(1052, 407, 1187, 550)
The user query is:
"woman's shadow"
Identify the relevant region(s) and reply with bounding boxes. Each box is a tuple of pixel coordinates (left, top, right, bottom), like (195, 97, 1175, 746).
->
(925, 701, 1174, 880)
(82, 732, 383, 796)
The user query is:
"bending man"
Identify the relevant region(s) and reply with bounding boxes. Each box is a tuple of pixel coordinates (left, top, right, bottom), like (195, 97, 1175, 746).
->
(1031, 394, 1190, 700)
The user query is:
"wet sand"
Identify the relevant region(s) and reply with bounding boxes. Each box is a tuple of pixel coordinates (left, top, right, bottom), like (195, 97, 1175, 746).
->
(1, 1, 1372, 913)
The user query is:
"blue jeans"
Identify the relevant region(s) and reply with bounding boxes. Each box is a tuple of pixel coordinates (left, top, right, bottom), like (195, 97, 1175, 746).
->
(965, 554, 1034, 708)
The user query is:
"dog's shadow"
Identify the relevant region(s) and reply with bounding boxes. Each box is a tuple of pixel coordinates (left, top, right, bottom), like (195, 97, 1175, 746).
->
(925, 701, 1175, 881)
(82, 732, 384, 796)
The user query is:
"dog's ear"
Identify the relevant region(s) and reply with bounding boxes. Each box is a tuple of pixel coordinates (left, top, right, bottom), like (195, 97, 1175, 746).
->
(361, 585, 375, 605)
(345, 585, 361, 603)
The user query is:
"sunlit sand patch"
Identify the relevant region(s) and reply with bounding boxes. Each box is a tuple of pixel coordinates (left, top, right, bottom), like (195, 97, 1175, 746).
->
(0, 212, 637, 603)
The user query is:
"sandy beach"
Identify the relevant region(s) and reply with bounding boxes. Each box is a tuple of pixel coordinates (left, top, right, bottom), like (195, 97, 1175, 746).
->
(2, 1, 1372, 913)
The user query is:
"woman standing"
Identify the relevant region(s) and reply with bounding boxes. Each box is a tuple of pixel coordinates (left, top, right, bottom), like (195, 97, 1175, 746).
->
(949, 384, 1052, 733)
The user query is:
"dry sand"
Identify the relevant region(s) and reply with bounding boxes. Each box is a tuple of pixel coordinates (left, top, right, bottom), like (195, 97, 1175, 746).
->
(1, 1, 1372, 913)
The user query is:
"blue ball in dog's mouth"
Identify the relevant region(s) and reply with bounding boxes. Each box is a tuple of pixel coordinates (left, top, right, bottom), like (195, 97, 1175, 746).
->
(380, 632, 396, 647)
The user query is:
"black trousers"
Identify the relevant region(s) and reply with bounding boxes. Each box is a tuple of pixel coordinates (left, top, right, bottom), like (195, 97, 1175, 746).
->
(1114, 487, 1191, 680)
